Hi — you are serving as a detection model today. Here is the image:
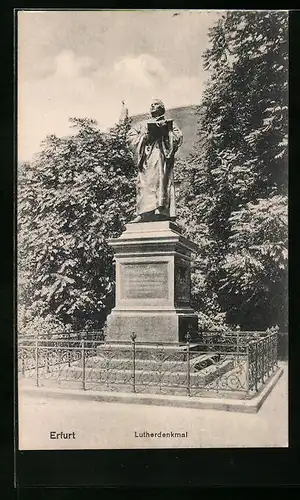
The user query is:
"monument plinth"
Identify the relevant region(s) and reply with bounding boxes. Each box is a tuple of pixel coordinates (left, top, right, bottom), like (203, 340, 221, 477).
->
(106, 220, 198, 343)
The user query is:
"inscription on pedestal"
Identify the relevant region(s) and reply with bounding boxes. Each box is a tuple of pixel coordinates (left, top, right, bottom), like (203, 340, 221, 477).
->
(120, 262, 169, 300)
(175, 262, 191, 304)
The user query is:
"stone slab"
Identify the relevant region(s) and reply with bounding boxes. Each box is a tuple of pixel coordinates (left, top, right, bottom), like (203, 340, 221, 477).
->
(67, 352, 223, 372)
(96, 343, 199, 357)
(53, 358, 234, 389)
(124, 220, 183, 235)
(107, 310, 198, 343)
(108, 220, 198, 254)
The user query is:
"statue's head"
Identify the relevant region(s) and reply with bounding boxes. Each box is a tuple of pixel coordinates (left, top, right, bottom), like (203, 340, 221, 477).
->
(150, 99, 165, 118)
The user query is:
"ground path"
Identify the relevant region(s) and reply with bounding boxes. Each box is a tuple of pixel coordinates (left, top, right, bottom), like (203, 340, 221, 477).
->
(18, 363, 288, 449)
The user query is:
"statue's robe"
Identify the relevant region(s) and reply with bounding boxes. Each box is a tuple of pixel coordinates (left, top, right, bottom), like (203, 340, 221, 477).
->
(127, 117, 183, 218)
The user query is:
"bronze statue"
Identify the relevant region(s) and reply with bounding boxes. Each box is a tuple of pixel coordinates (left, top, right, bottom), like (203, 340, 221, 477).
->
(127, 99, 183, 222)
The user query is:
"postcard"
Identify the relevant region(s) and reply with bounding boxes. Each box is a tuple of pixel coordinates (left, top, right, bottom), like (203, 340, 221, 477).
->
(17, 9, 288, 457)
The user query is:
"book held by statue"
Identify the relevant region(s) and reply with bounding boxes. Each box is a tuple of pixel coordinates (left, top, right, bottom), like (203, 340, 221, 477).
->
(147, 118, 173, 138)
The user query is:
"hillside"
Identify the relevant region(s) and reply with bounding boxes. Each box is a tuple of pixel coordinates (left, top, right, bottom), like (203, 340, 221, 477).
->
(18, 105, 199, 168)
(131, 104, 199, 160)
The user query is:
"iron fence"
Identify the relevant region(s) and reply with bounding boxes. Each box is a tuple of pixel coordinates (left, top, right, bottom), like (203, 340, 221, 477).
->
(247, 333, 278, 392)
(18, 330, 279, 399)
(18, 330, 104, 343)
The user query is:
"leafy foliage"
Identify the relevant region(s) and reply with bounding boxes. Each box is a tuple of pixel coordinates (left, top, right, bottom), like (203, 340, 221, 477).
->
(18, 117, 136, 334)
(177, 11, 288, 330)
(18, 11, 288, 335)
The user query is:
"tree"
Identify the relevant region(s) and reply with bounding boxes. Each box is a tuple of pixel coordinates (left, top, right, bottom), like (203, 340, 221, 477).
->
(18, 117, 136, 334)
(177, 11, 288, 330)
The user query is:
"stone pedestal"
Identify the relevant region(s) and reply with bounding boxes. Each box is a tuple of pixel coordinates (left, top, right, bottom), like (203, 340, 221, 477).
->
(106, 220, 198, 343)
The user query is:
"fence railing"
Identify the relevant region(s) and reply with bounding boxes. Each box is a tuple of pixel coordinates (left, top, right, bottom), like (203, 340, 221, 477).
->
(247, 333, 278, 391)
(18, 330, 104, 343)
(18, 330, 279, 398)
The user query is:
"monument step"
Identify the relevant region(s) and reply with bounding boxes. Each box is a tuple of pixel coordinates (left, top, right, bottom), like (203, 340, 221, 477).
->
(81, 353, 220, 372)
(47, 358, 234, 387)
(95, 343, 202, 361)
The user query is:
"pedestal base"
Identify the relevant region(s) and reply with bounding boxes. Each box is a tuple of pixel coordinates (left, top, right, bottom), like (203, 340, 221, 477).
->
(106, 220, 198, 343)
(107, 309, 198, 343)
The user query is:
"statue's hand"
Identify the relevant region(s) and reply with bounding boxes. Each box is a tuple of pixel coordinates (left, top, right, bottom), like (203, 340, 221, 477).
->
(156, 119, 167, 128)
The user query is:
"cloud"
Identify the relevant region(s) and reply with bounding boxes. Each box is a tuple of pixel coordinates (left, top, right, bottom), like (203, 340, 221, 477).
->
(54, 50, 94, 79)
(113, 54, 168, 88)
(17, 10, 221, 161)
(109, 54, 203, 114)
(18, 50, 98, 160)
(18, 50, 203, 161)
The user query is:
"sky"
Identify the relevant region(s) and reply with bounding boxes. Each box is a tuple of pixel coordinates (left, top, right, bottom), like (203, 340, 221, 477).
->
(18, 10, 221, 161)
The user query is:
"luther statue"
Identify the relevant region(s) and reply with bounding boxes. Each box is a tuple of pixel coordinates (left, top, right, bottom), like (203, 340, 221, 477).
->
(127, 99, 183, 222)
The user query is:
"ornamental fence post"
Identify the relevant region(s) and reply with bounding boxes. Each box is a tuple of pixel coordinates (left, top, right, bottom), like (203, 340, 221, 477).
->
(131, 333, 136, 393)
(185, 332, 191, 397)
(35, 339, 39, 387)
(245, 343, 250, 394)
(261, 339, 265, 384)
(68, 332, 71, 367)
(82, 340, 86, 390)
(255, 341, 258, 392)
(268, 335, 271, 377)
(273, 333, 276, 370)
(46, 346, 50, 373)
(21, 346, 25, 376)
